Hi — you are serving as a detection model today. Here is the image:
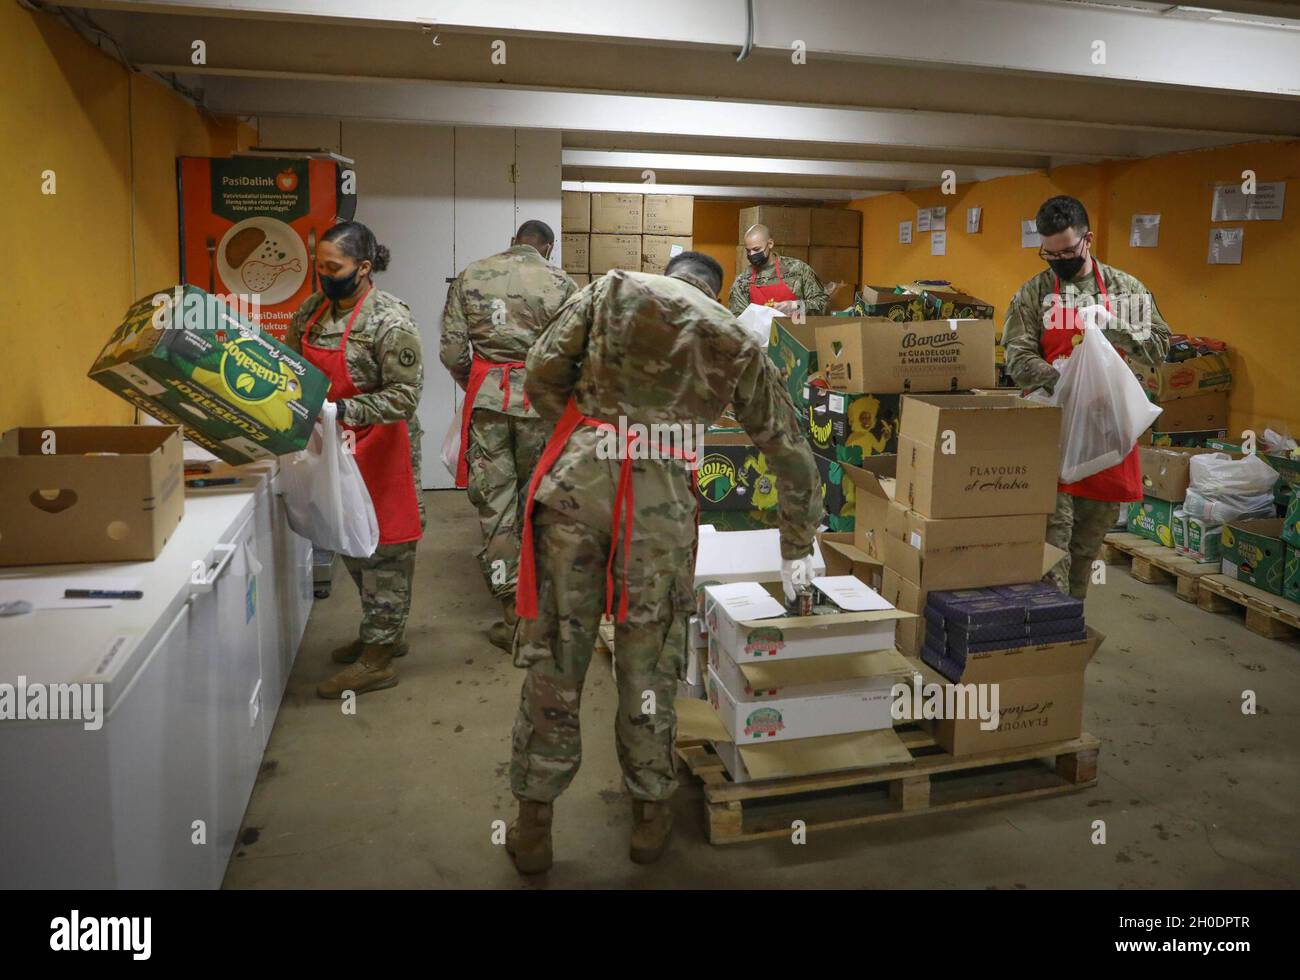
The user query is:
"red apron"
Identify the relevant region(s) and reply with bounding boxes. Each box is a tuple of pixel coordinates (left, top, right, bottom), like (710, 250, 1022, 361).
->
(748, 256, 799, 306)
(515, 399, 695, 623)
(454, 354, 529, 489)
(1041, 264, 1142, 502)
(300, 287, 423, 545)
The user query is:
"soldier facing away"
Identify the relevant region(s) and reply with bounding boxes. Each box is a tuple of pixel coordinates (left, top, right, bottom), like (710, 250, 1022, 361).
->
(506, 251, 823, 873)
(1003, 195, 1171, 600)
(727, 222, 829, 317)
(440, 220, 578, 650)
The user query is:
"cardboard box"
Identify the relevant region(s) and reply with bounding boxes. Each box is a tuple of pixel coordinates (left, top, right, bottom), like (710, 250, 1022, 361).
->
(0, 425, 185, 566)
(561, 191, 590, 233)
(739, 205, 812, 247)
(89, 286, 329, 466)
(694, 528, 827, 596)
(818, 532, 881, 590)
(640, 235, 693, 274)
(561, 233, 590, 273)
(767, 318, 818, 417)
(736, 246, 809, 277)
(589, 234, 641, 274)
(827, 282, 856, 312)
(879, 511, 1048, 593)
(815, 317, 997, 393)
(1171, 508, 1187, 554)
(1284, 493, 1300, 549)
(894, 394, 1061, 519)
(590, 193, 643, 234)
(707, 726, 912, 783)
(806, 385, 900, 465)
(921, 629, 1102, 757)
(816, 454, 857, 531)
(810, 208, 861, 247)
(808, 246, 860, 288)
(855, 286, 924, 322)
(1221, 518, 1287, 595)
(1127, 496, 1178, 547)
(643, 195, 693, 236)
(920, 289, 994, 321)
(1139, 446, 1219, 502)
(702, 580, 907, 664)
(693, 428, 785, 513)
(1185, 513, 1223, 562)
(1284, 545, 1300, 604)
(1148, 391, 1229, 434)
(569, 274, 591, 287)
(1138, 353, 1232, 402)
(1142, 428, 1228, 448)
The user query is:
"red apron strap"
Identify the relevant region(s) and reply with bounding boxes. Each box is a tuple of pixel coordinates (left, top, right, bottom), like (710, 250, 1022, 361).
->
(455, 355, 531, 489)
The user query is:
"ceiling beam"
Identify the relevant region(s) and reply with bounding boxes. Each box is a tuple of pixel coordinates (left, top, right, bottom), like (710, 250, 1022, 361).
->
(79, 0, 1300, 97)
(190, 73, 1274, 161)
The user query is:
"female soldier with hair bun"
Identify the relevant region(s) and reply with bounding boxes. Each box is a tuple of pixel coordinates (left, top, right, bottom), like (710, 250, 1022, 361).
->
(285, 220, 426, 699)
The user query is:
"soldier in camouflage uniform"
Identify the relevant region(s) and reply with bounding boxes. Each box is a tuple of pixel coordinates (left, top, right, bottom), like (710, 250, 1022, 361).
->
(504, 252, 822, 873)
(440, 221, 578, 651)
(1003, 196, 1170, 600)
(284, 221, 426, 698)
(728, 222, 829, 317)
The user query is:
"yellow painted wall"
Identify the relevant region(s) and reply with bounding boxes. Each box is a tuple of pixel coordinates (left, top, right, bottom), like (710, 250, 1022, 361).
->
(849, 140, 1300, 439)
(693, 200, 746, 299)
(2, 3, 254, 430)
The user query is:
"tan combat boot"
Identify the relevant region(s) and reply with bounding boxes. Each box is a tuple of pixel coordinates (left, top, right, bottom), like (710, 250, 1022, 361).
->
(330, 638, 410, 664)
(505, 799, 553, 874)
(487, 598, 518, 652)
(316, 643, 399, 699)
(629, 799, 674, 865)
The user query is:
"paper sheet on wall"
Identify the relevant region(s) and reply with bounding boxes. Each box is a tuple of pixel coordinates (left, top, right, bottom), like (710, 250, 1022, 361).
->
(930, 230, 947, 256)
(1020, 219, 1041, 249)
(1130, 213, 1161, 248)
(1211, 182, 1285, 221)
(930, 206, 947, 231)
(899, 220, 913, 244)
(916, 208, 931, 232)
(1207, 227, 1243, 265)
(966, 207, 982, 233)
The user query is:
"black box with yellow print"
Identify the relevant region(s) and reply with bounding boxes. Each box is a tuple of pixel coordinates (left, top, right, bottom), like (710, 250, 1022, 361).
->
(693, 427, 785, 514)
(804, 384, 900, 466)
(90, 285, 329, 466)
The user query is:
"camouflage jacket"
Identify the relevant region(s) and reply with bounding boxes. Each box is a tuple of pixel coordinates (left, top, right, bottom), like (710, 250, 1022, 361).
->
(526, 269, 822, 560)
(285, 287, 424, 437)
(1003, 260, 1171, 393)
(727, 253, 829, 317)
(440, 244, 577, 418)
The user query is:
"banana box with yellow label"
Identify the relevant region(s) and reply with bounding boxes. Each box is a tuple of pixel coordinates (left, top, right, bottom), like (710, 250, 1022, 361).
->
(1220, 518, 1286, 596)
(1126, 495, 1178, 547)
(89, 285, 329, 466)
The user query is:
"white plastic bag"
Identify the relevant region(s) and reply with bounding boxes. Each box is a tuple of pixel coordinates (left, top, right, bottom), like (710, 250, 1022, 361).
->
(440, 400, 464, 476)
(1183, 487, 1274, 524)
(280, 401, 379, 558)
(1188, 452, 1278, 497)
(1029, 326, 1162, 483)
(735, 303, 783, 348)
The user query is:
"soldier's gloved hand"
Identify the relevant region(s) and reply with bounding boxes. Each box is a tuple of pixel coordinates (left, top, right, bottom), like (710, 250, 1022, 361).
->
(1076, 304, 1113, 331)
(781, 554, 816, 603)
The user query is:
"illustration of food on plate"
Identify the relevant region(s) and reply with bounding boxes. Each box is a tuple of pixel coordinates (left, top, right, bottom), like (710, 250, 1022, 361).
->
(216, 216, 308, 305)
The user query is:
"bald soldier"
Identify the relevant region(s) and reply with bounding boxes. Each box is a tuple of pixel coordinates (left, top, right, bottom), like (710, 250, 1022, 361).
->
(727, 222, 829, 317)
(440, 220, 578, 650)
(505, 252, 822, 873)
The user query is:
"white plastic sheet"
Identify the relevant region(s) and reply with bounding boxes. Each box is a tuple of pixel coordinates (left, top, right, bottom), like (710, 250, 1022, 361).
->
(735, 303, 783, 348)
(1028, 326, 1162, 483)
(280, 401, 379, 558)
(440, 400, 464, 476)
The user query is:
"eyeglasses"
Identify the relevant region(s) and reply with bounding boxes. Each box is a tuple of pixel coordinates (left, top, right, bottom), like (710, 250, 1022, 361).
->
(1038, 238, 1088, 261)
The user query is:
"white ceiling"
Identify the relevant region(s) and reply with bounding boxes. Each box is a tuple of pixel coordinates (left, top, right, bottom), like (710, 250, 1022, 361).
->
(64, 0, 1300, 198)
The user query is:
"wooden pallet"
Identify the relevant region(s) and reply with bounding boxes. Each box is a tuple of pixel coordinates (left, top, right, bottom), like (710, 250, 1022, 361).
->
(1102, 532, 1219, 602)
(1196, 574, 1300, 642)
(675, 727, 1101, 844)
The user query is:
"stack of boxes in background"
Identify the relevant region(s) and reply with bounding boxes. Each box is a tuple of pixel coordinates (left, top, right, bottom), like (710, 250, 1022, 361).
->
(735, 205, 861, 312)
(559, 191, 694, 284)
(1137, 336, 1232, 448)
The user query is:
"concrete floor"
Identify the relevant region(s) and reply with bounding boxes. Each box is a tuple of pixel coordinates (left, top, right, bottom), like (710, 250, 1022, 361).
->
(224, 491, 1300, 889)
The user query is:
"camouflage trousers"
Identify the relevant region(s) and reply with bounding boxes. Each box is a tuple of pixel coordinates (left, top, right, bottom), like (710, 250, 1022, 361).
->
(510, 506, 693, 804)
(466, 408, 549, 601)
(1046, 491, 1122, 600)
(339, 433, 425, 645)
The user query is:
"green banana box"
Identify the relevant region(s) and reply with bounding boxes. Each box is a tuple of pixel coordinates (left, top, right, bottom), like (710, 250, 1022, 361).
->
(1284, 546, 1300, 604)
(90, 285, 329, 466)
(1127, 496, 1177, 547)
(1283, 493, 1300, 549)
(1220, 518, 1286, 596)
(804, 385, 900, 466)
(815, 452, 855, 532)
(767, 318, 817, 424)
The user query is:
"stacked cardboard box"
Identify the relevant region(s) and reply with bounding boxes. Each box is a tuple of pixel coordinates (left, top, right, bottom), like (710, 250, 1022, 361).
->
(1130, 446, 1220, 550)
(699, 555, 915, 783)
(561, 191, 694, 275)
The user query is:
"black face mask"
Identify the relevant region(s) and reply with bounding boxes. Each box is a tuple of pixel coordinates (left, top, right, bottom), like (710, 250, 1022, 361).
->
(747, 249, 769, 268)
(1047, 255, 1086, 281)
(320, 267, 360, 302)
